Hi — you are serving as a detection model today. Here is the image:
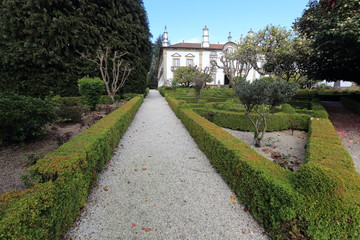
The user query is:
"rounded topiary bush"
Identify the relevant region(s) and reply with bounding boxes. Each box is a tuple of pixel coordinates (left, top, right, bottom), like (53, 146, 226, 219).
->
(78, 77, 105, 110)
(0, 93, 56, 144)
(281, 104, 296, 114)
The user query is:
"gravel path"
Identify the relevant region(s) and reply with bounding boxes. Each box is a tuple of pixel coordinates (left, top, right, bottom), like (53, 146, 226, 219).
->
(322, 101, 360, 173)
(65, 90, 268, 240)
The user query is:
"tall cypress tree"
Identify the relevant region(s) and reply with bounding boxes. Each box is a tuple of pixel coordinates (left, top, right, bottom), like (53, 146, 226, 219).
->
(147, 35, 163, 89)
(0, 0, 152, 97)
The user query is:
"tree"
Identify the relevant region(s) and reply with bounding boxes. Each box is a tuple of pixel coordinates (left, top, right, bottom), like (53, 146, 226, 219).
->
(235, 25, 295, 79)
(211, 46, 251, 87)
(147, 35, 163, 89)
(173, 66, 214, 102)
(173, 67, 197, 87)
(295, 0, 360, 84)
(234, 80, 298, 147)
(192, 66, 214, 102)
(80, 47, 133, 102)
(0, 0, 151, 97)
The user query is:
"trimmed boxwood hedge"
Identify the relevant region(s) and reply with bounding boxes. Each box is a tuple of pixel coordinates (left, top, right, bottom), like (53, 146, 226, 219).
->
(194, 108, 309, 131)
(163, 93, 360, 239)
(0, 95, 144, 240)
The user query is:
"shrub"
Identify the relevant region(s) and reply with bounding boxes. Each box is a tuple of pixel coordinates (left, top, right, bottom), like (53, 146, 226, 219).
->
(56, 105, 83, 123)
(78, 77, 105, 110)
(281, 104, 296, 114)
(0, 94, 56, 144)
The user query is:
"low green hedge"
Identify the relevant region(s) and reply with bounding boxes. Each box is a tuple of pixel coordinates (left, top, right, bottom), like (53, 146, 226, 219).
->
(0, 95, 144, 239)
(195, 108, 309, 131)
(341, 96, 360, 115)
(164, 94, 360, 239)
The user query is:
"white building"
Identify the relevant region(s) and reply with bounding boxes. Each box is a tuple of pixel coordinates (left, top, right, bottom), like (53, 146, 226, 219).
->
(157, 26, 263, 87)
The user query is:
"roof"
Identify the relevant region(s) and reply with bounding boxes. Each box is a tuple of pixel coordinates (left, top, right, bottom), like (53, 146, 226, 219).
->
(167, 42, 224, 50)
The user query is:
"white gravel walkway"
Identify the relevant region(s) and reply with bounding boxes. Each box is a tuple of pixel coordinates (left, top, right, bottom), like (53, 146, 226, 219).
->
(65, 90, 268, 240)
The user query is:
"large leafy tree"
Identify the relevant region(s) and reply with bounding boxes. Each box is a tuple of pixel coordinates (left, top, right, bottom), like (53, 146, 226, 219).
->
(0, 0, 151, 97)
(295, 0, 360, 84)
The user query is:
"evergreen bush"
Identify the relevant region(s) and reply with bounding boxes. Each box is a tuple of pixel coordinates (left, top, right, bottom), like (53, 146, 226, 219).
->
(78, 77, 105, 110)
(0, 94, 56, 144)
(281, 104, 296, 114)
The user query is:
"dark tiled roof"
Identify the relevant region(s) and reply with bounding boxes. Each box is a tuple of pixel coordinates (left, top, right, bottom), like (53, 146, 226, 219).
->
(167, 42, 224, 50)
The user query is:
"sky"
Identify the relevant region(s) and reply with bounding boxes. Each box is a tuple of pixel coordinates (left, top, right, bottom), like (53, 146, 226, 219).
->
(143, 0, 310, 44)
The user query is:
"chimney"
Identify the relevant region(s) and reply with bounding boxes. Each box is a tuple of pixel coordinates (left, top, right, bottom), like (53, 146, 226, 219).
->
(202, 26, 209, 48)
(162, 26, 169, 47)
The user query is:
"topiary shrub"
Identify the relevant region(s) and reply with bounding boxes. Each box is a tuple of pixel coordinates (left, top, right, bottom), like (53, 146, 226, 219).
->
(78, 77, 105, 110)
(281, 104, 296, 114)
(0, 94, 56, 144)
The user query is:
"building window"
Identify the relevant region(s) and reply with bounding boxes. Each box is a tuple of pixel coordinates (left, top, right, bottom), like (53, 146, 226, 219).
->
(226, 47, 233, 54)
(173, 58, 180, 67)
(186, 59, 194, 67)
(171, 58, 180, 71)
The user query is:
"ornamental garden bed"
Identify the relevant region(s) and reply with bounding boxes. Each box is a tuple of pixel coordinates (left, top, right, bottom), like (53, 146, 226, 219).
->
(160, 87, 360, 239)
(0, 95, 144, 239)
(0, 100, 125, 194)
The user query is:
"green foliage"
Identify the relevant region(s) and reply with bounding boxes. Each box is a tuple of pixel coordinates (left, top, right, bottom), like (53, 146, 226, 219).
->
(281, 104, 296, 114)
(56, 105, 83, 123)
(259, 76, 274, 82)
(0, 0, 151, 97)
(163, 94, 360, 239)
(234, 80, 298, 147)
(196, 109, 309, 131)
(295, 0, 360, 84)
(0, 96, 144, 239)
(147, 35, 163, 89)
(78, 77, 105, 110)
(173, 67, 198, 87)
(0, 94, 56, 144)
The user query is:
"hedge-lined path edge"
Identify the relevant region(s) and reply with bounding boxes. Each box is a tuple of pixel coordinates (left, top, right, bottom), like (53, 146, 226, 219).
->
(65, 90, 268, 239)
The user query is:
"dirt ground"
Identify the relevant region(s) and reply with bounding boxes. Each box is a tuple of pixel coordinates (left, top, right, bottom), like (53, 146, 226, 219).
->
(225, 129, 307, 172)
(0, 103, 124, 194)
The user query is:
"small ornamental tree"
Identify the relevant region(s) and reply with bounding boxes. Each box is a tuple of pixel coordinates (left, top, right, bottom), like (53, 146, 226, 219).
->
(234, 80, 298, 147)
(78, 77, 105, 110)
(173, 66, 197, 87)
(192, 66, 214, 102)
(173, 66, 214, 102)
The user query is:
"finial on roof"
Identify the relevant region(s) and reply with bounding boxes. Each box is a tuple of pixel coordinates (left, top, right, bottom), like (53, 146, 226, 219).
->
(248, 28, 254, 37)
(228, 31, 232, 42)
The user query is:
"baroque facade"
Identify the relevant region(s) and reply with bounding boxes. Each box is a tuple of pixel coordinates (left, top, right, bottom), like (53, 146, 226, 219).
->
(157, 26, 262, 87)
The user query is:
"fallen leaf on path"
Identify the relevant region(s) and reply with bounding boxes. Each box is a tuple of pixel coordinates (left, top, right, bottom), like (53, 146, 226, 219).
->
(242, 230, 246, 234)
(142, 228, 152, 232)
(244, 207, 249, 212)
(230, 196, 236, 204)
(131, 224, 136, 227)
(103, 186, 109, 191)
(262, 148, 270, 153)
(142, 168, 147, 171)
(153, 204, 158, 206)
(134, 169, 138, 171)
